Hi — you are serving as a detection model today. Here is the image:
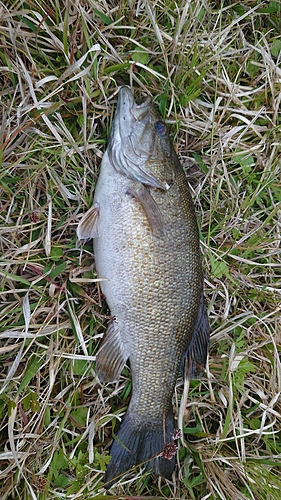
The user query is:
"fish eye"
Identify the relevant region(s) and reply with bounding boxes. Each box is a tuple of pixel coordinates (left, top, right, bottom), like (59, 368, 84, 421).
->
(155, 120, 166, 136)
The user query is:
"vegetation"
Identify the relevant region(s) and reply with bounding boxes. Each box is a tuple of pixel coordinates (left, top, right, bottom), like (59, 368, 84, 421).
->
(0, 0, 280, 498)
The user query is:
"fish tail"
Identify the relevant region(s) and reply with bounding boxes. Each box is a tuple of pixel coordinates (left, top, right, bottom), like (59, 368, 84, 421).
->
(104, 409, 175, 488)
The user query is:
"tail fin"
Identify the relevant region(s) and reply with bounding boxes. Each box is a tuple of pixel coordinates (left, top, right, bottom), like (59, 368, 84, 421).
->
(104, 410, 175, 488)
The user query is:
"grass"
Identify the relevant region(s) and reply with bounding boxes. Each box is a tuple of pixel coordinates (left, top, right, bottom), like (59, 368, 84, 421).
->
(0, 0, 281, 498)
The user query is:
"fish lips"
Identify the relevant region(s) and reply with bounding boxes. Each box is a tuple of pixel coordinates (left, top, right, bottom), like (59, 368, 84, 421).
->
(113, 86, 152, 143)
(117, 86, 152, 122)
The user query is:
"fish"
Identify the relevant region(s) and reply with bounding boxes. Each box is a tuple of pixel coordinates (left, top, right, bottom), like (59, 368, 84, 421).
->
(77, 86, 210, 486)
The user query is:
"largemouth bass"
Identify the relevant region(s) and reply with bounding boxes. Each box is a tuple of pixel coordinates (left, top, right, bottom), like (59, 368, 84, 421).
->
(77, 87, 209, 486)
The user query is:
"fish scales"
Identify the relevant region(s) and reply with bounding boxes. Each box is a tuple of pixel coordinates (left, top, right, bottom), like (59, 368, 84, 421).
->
(77, 87, 210, 486)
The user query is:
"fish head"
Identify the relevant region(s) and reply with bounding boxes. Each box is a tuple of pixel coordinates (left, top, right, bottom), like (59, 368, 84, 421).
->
(108, 86, 178, 191)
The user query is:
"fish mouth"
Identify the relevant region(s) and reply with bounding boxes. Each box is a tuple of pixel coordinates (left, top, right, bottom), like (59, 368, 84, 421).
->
(117, 86, 151, 122)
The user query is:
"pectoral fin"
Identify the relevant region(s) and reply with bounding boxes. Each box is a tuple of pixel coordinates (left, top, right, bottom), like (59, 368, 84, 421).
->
(96, 320, 128, 383)
(77, 203, 100, 240)
(181, 292, 210, 379)
(126, 185, 164, 237)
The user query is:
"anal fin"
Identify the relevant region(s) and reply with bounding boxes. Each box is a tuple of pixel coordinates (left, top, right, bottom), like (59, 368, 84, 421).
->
(181, 291, 210, 379)
(96, 320, 128, 383)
